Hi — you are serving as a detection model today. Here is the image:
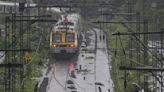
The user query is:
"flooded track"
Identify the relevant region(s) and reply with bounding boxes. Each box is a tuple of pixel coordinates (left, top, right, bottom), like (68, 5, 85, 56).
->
(37, 28, 114, 92)
(47, 57, 78, 92)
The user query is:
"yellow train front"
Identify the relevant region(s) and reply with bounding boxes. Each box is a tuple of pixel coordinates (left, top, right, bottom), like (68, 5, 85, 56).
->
(49, 21, 80, 58)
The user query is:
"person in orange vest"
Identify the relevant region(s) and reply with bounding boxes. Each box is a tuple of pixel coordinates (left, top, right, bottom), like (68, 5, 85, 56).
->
(70, 63, 76, 78)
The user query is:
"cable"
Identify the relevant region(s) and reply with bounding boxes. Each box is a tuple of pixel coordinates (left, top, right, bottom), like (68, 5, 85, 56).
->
(93, 28, 97, 92)
(112, 44, 155, 67)
(113, 48, 152, 67)
(115, 40, 152, 67)
(18, 36, 42, 92)
(0, 21, 33, 59)
(114, 36, 118, 57)
(118, 36, 126, 56)
(126, 56, 150, 67)
(122, 23, 163, 65)
(54, 77, 68, 92)
(18, 78, 25, 92)
(48, 67, 69, 92)
(132, 33, 163, 65)
(118, 35, 129, 90)
(0, 37, 17, 59)
(150, 71, 164, 87)
(113, 35, 122, 90)
(26, 36, 42, 65)
(118, 35, 127, 66)
(121, 20, 164, 91)
(68, 73, 87, 92)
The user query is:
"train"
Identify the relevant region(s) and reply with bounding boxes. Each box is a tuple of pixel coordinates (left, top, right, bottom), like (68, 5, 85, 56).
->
(49, 14, 81, 58)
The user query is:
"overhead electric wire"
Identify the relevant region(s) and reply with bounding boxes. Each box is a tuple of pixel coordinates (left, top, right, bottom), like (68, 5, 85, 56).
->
(118, 35, 127, 65)
(126, 56, 150, 67)
(113, 44, 152, 67)
(150, 71, 164, 87)
(111, 38, 155, 67)
(18, 78, 25, 92)
(118, 34, 149, 67)
(121, 23, 163, 65)
(18, 35, 43, 91)
(0, 38, 17, 59)
(115, 36, 151, 67)
(131, 32, 163, 65)
(22, 34, 49, 91)
(121, 19, 164, 90)
(19, 36, 49, 92)
(26, 36, 42, 65)
(0, 22, 33, 59)
(114, 55, 152, 67)
(113, 35, 122, 90)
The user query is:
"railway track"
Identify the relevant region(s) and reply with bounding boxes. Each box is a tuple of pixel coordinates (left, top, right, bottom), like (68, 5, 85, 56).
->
(37, 28, 114, 92)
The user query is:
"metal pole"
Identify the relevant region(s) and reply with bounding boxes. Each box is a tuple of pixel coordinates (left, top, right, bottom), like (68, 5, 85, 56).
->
(128, 0, 133, 67)
(136, 12, 141, 85)
(19, 2, 25, 92)
(160, 29, 163, 92)
(143, 19, 148, 92)
(11, 13, 16, 92)
(5, 16, 10, 92)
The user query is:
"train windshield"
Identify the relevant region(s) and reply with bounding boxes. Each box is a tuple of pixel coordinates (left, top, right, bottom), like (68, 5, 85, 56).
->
(66, 33, 74, 42)
(53, 34, 61, 43)
(58, 22, 74, 26)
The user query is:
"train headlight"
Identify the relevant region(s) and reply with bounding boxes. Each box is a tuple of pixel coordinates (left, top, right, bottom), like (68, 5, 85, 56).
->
(53, 44, 57, 48)
(69, 44, 75, 48)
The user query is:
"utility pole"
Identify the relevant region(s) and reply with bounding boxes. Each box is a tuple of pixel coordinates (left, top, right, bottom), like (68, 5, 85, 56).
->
(143, 19, 148, 92)
(160, 28, 163, 92)
(127, 0, 133, 67)
(4, 14, 29, 92)
(136, 12, 141, 85)
(1, 1, 57, 91)
(19, 2, 25, 92)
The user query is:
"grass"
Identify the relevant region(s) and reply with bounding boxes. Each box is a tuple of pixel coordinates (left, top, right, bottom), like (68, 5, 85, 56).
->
(98, 16, 149, 92)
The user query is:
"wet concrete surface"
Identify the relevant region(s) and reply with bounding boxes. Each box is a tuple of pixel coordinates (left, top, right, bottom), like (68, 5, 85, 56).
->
(38, 28, 114, 92)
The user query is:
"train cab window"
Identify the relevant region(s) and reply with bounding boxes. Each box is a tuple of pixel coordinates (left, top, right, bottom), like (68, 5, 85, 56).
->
(66, 33, 74, 42)
(67, 22, 74, 26)
(58, 22, 64, 26)
(53, 34, 61, 43)
(58, 22, 74, 26)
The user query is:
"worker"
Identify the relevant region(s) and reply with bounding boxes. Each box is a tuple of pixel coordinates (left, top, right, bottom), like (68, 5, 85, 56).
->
(99, 35, 101, 41)
(98, 86, 102, 92)
(83, 76, 86, 80)
(103, 35, 105, 41)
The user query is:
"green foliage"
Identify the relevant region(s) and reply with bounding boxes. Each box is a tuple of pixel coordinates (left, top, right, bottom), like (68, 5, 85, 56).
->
(104, 16, 129, 49)
(102, 15, 148, 92)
